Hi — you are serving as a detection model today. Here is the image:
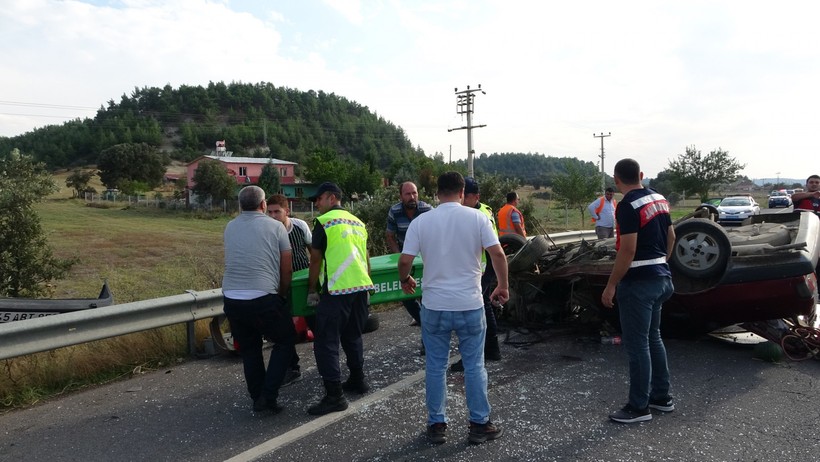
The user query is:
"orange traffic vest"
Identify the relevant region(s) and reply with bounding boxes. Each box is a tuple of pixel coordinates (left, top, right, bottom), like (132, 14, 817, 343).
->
(498, 204, 526, 237)
(591, 196, 617, 223)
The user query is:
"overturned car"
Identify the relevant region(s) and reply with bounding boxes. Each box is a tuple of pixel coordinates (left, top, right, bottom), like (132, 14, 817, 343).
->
(500, 210, 818, 336)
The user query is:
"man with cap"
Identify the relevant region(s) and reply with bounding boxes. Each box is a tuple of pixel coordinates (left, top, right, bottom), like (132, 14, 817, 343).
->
(306, 182, 375, 415)
(450, 177, 503, 372)
(386, 182, 433, 353)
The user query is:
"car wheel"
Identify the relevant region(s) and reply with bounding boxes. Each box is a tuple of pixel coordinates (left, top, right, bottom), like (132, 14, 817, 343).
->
(507, 235, 550, 273)
(671, 218, 731, 279)
(499, 234, 528, 255)
(363, 313, 379, 333)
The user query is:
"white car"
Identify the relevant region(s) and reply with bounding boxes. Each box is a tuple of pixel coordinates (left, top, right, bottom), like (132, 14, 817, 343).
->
(717, 196, 761, 224)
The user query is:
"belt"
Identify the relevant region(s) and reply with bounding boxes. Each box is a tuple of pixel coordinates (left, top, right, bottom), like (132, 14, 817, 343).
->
(629, 256, 667, 268)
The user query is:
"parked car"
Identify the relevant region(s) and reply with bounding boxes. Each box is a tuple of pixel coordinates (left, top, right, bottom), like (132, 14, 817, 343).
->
(768, 190, 793, 208)
(285, 210, 818, 338)
(717, 196, 760, 224)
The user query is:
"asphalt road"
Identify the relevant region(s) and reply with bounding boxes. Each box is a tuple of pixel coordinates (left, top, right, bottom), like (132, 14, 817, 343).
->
(1, 306, 818, 462)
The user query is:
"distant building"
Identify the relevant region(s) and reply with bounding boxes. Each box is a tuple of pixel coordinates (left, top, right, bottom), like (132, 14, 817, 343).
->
(186, 155, 297, 187)
(186, 142, 330, 205)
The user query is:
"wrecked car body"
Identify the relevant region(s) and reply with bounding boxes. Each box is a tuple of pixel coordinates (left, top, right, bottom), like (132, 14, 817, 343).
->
(501, 210, 818, 336)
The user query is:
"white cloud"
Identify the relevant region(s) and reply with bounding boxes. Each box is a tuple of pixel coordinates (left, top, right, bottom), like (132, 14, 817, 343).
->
(3, 0, 820, 181)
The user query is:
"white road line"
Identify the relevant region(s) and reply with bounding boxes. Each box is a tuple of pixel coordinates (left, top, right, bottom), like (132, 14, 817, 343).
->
(224, 364, 435, 462)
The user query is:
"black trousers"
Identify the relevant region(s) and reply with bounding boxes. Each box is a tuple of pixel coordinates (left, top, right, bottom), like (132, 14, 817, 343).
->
(223, 294, 296, 401)
(313, 291, 369, 382)
(482, 252, 499, 337)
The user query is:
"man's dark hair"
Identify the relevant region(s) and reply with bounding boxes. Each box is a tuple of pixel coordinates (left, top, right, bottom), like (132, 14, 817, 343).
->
(506, 192, 518, 203)
(807, 175, 820, 184)
(267, 193, 288, 208)
(605, 187, 615, 194)
(239, 185, 264, 211)
(437, 171, 465, 196)
(614, 158, 641, 185)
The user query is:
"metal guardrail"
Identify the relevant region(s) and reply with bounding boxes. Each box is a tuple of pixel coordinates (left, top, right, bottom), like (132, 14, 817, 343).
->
(0, 289, 223, 361)
(545, 230, 598, 246)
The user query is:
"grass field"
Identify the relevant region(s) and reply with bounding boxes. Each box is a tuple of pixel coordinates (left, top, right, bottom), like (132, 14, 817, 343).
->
(37, 200, 228, 301)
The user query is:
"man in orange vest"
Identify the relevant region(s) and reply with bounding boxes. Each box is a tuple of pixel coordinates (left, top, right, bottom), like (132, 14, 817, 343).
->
(587, 187, 617, 239)
(497, 192, 526, 237)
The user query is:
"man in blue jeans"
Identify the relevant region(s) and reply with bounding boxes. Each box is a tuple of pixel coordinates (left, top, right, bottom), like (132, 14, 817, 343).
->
(398, 172, 509, 444)
(601, 158, 675, 424)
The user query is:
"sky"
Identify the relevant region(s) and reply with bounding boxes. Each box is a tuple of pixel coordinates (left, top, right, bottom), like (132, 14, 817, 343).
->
(2, 0, 819, 182)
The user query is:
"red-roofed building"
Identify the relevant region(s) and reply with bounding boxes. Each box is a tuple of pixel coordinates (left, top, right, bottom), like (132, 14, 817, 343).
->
(186, 155, 298, 189)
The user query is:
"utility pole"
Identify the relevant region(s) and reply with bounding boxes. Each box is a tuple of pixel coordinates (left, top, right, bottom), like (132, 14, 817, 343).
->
(448, 84, 487, 177)
(594, 132, 611, 194)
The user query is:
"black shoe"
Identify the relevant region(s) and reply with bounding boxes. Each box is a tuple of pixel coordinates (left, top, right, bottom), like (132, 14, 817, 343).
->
(307, 395, 348, 415)
(648, 396, 675, 412)
(252, 396, 284, 414)
(342, 376, 370, 394)
(468, 421, 503, 444)
(609, 404, 652, 423)
(426, 422, 447, 444)
(281, 369, 302, 387)
(449, 359, 464, 372)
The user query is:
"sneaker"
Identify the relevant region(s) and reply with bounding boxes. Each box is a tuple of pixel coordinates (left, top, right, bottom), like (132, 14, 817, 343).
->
(426, 422, 447, 444)
(649, 396, 675, 412)
(281, 369, 302, 387)
(468, 421, 504, 444)
(449, 359, 464, 372)
(609, 404, 652, 423)
(252, 396, 284, 414)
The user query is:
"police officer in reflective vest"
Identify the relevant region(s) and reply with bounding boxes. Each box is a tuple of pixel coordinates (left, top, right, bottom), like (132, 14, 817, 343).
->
(306, 182, 375, 415)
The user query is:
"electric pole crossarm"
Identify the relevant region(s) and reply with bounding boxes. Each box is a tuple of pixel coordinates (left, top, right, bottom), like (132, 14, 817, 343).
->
(448, 124, 487, 132)
(593, 132, 611, 195)
(449, 84, 487, 178)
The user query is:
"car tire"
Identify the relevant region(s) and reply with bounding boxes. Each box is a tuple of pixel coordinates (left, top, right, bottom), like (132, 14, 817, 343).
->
(507, 235, 550, 273)
(363, 313, 379, 333)
(671, 218, 731, 280)
(499, 234, 528, 255)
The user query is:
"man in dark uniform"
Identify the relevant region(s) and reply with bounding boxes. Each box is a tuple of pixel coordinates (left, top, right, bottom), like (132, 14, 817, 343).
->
(306, 182, 374, 416)
(602, 159, 675, 424)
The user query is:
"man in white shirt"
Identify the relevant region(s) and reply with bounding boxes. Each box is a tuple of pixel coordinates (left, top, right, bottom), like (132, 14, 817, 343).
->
(398, 171, 509, 445)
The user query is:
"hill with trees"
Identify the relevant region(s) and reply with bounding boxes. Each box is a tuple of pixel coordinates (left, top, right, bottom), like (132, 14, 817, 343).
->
(466, 152, 606, 189)
(0, 82, 424, 172)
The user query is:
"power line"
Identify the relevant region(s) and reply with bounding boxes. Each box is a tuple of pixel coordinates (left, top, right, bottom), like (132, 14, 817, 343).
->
(0, 100, 98, 111)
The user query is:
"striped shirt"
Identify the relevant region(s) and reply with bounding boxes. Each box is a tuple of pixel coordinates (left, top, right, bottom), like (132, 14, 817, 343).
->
(287, 217, 312, 272)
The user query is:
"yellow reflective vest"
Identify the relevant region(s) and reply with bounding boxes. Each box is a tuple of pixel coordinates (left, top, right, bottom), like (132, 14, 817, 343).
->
(315, 209, 374, 295)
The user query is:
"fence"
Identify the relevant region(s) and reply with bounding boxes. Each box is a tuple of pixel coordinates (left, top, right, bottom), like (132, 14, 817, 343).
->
(0, 289, 223, 361)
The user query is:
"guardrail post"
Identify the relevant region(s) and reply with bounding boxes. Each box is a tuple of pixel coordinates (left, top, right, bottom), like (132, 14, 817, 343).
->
(187, 321, 196, 356)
